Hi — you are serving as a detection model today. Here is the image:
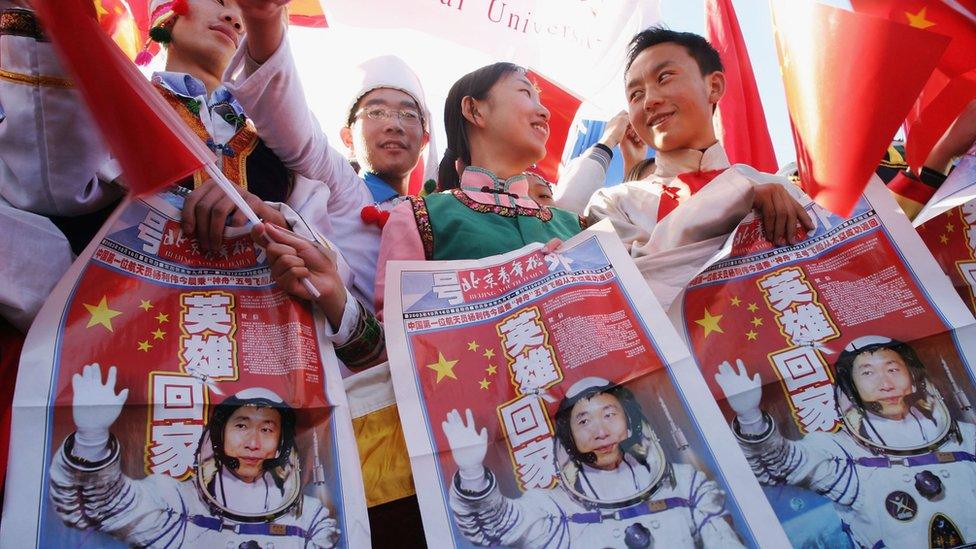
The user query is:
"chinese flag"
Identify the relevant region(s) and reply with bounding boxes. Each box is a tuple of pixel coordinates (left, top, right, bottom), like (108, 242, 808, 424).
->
(94, 0, 144, 60)
(770, 0, 948, 216)
(35, 0, 214, 196)
(850, 0, 976, 170)
(705, 0, 778, 173)
(527, 70, 583, 183)
(288, 0, 328, 28)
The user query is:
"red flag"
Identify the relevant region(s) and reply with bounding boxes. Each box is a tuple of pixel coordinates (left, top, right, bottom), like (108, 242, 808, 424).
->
(850, 0, 976, 169)
(526, 70, 583, 183)
(289, 0, 329, 28)
(770, 0, 949, 216)
(705, 0, 778, 173)
(34, 0, 214, 196)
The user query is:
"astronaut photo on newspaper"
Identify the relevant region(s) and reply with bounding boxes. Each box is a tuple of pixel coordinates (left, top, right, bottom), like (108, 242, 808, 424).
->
(441, 376, 744, 549)
(49, 363, 340, 548)
(716, 335, 976, 548)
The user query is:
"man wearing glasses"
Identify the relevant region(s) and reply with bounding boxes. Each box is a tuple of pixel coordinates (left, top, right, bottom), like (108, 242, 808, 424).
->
(226, 3, 436, 546)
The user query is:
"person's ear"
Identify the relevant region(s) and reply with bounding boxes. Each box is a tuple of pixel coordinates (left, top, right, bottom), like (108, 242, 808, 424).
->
(340, 126, 355, 152)
(706, 71, 726, 106)
(421, 130, 430, 148)
(461, 96, 487, 128)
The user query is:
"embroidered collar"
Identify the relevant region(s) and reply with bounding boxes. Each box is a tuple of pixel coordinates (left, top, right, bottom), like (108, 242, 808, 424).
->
(152, 71, 245, 119)
(363, 172, 400, 204)
(652, 142, 730, 179)
(459, 167, 538, 210)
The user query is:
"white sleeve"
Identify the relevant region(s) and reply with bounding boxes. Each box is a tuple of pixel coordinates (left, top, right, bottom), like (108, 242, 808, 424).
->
(554, 145, 611, 214)
(0, 31, 120, 216)
(222, 30, 364, 196)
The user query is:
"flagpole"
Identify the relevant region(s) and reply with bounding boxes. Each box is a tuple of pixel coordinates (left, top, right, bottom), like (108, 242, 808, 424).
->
(202, 163, 322, 299)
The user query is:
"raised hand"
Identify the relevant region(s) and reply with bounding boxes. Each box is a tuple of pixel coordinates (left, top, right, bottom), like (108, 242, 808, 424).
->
(71, 363, 129, 460)
(441, 409, 488, 481)
(714, 359, 764, 431)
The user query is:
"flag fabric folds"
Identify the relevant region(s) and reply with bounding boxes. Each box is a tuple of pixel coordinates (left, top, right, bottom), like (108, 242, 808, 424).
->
(34, 0, 214, 197)
(526, 70, 583, 184)
(705, 0, 778, 173)
(770, 0, 949, 216)
(849, 0, 976, 170)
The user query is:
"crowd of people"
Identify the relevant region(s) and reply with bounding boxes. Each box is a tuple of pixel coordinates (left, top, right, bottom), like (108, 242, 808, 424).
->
(1, 0, 973, 546)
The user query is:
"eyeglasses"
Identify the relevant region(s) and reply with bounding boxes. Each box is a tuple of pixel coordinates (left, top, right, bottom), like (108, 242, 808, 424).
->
(354, 107, 423, 126)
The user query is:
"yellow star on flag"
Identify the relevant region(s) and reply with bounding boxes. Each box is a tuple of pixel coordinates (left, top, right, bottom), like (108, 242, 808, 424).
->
(137, 340, 152, 352)
(139, 299, 153, 312)
(747, 303, 759, 313)
(940, 234, 949, 244)
(751, 317, 763, 327)
(695, 309, 724, 338)
(483, 348, 495, 359)
(427, 352, 459, 383)
(746, 330, 758, 341)
(83, 296, 122, 332)
(486, 364, 497, 375)
(467, 340, 480, 352)
(152, 328, 166, 340)
(946, 222, 955, 233)
(155, 312, 169, 323)
(478, 378, 491, 390)
(730, 296, 741, 307)
(905, 7, 935, 29)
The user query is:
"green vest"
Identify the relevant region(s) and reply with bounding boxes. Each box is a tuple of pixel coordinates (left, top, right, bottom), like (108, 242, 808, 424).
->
(410, 190, 585, 260)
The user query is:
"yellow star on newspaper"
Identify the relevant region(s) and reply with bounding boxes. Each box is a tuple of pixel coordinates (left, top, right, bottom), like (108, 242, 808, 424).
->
(427, 352, 458, 383)
(139, 299, 153, 312)
(746, 330, 758, 341)
(751, 317, 763, 327)
(155, 312, 169, 323)
(905, 7, 935, 29)
(483, 348, 495, 359)
(730, 296, 741, 307)
(695, 309, 724, 338)
(940, 234, 949, 245)
(486, 364, 497, 375)
(137, 340, 152, 352)
(478, 378, 491, 390)
(84, 296, 122, 332)
(152, 328, 166, 340)
(467, 340, 479, 352)
(747, 302, 759, 313)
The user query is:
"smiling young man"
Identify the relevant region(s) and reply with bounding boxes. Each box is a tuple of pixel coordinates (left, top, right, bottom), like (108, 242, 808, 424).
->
(581, 28, 813, 310)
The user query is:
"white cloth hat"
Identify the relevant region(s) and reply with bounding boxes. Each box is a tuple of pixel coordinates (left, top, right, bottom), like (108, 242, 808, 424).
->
(345, 55, 439, 184)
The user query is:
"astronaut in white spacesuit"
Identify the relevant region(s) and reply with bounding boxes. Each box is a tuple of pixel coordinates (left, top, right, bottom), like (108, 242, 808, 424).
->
(441, 377, 744, 548)
(49, 363, 339, 548)
(715, 335, 976, 549)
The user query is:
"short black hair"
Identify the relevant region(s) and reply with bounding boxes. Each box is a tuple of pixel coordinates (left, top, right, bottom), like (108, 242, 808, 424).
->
(626, 26, 724, 76)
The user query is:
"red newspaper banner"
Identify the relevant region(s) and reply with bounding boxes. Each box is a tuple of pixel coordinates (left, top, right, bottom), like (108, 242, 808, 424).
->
(0, 189, 369, 548)
(916, 146, 976, 316)
(385, 228, 792, 547)
(680, 180, 976, 548)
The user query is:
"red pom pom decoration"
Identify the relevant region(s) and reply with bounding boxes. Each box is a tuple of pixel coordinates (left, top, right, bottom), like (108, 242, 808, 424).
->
(172, 0, 189, 16)
(378, 210, 392, 228)
(360, 205, 380, 224)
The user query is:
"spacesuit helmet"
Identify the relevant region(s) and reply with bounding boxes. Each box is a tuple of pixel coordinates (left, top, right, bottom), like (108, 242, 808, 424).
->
(554, 377, 667, 507)
(832, 335, 955, 454)
(195, 388, 303, 522)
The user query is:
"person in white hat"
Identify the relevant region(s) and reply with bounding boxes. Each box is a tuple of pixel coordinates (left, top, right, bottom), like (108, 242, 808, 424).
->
(715, 336, 976, 548)
(441, 377, 744, 548)
(224, 4, 437, 544)
(49, 363, 340, 547)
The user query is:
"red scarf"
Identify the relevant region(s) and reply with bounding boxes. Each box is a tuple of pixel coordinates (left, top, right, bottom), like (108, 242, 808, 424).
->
(657, 169, 726, 221)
